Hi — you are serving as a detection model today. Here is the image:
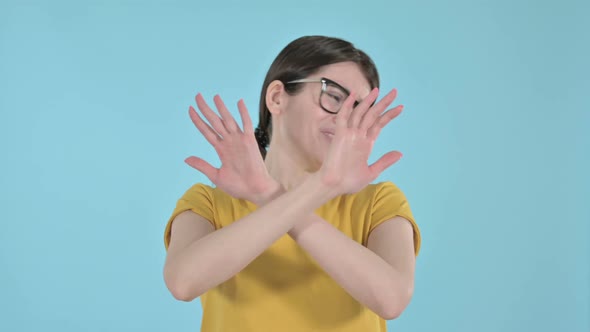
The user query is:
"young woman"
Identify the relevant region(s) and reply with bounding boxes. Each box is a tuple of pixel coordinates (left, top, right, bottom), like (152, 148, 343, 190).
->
(163, 35, 421, 332)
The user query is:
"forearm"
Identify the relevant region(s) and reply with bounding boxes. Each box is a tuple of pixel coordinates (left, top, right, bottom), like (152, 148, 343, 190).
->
(287, 216, 412, 320)
(171, 175, 337, 301)
(255, 185, 411, 319)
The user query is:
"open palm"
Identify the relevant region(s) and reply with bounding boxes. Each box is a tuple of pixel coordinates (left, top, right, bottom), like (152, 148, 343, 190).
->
(185, 94, 276, 201)
(319, 88, 404, 194)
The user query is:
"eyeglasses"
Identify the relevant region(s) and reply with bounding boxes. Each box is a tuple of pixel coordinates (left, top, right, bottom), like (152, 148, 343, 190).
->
(285, 77, 360, 114)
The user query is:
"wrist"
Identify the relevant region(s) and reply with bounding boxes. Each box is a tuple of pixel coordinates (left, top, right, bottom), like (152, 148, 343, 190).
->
(306, 173, 340, 202)
(251, 180, 285, 206)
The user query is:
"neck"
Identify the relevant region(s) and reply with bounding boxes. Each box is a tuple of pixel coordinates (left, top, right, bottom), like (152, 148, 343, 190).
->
(263, 141, 318, 191)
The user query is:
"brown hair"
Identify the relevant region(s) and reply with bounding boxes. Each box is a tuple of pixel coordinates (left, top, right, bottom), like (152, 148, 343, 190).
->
(255, 35, 380, 159)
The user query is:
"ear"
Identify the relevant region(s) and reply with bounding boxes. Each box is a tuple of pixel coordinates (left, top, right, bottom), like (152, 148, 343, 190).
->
(265, 80, 286, 115)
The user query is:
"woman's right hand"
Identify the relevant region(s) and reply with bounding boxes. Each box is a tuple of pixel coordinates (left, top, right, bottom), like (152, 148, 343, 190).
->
(317, 88, 404, 195)
(184, 93, 280, 204)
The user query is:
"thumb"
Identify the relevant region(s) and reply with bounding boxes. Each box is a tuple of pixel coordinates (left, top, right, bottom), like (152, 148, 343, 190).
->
(185, 156, 218, 183)
(368, 151, 403, 179)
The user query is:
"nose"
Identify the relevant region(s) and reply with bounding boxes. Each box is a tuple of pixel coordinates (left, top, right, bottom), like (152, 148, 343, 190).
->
(331, 113, 338, 124)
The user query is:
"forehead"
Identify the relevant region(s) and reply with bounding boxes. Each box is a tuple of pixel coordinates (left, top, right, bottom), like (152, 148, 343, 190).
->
(313, 62, 372, 100)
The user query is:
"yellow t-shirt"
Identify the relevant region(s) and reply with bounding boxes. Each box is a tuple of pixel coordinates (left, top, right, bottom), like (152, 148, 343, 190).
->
(164, 181, 421, 332)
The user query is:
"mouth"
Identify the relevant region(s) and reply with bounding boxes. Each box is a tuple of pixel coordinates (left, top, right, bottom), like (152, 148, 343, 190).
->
(321, 131, 334, 140)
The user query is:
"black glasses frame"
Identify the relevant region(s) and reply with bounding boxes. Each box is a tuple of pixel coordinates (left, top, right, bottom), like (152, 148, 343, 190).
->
(285, 77, 360, 114)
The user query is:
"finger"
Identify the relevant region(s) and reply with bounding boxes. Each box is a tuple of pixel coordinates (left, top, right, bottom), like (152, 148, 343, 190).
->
(237, 99, 254, 135)
(359, 88, 398, 130)
(350, 88, 379, 129)
(335, 92, 356, 131)
(184, 156, 219, 184)
(213, 95, 240, 133)
(368, 151, 403, 180)
(367, 105, 404, 140)
(195, 93, 229, 137)
(189, 106, 222, 146)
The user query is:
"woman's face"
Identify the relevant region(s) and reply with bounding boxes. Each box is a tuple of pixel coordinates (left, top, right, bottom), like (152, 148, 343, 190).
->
(276, 61, 372, 169)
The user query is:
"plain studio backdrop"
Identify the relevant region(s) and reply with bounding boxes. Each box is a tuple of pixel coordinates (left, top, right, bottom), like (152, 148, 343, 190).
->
(0, 0, 588, 331)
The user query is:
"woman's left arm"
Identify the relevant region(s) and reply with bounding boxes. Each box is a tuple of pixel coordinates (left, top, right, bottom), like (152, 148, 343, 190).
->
(287, 214, 416, 320)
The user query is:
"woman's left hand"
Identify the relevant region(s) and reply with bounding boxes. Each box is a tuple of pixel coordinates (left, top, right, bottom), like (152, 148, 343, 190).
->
(316, 87, 404, 195)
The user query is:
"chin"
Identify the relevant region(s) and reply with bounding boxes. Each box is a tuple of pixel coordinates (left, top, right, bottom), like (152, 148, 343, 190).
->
(313, 154, 325, 169)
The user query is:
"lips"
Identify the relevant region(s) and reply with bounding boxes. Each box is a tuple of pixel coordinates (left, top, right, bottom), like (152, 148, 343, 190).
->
(320, 129, 335, 135)
(321, 130, 335, 140)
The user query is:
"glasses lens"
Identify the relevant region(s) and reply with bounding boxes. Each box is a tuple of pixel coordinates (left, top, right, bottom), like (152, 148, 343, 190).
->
(321, 83, 348, 113)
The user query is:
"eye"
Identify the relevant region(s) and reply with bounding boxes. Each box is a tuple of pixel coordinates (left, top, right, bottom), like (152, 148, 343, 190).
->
(325, 86, 346, 103)
(326, 92, 343, 103)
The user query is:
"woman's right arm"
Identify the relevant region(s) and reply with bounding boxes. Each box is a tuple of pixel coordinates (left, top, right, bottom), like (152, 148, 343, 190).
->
(163, 174, 335, 302)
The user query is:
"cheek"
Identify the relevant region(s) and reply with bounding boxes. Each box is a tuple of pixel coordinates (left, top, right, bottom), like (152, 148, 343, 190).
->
(285, 101, 313, 130)
(285, 114, 310, 144)
(283, 97, 325, 146)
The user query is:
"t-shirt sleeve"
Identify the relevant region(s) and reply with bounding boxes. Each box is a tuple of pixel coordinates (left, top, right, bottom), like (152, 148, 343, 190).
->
(370, 181, 421, 256)
(163, 183, 216, 251)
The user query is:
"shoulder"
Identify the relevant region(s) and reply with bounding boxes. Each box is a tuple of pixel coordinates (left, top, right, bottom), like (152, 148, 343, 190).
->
(182, 182, 233, 200)
(182, 182, 254, 211)
(371, 181, 405, 199)
(178, 182, 215, 202)
(371, 180, 402, 193)
(185, 182, 215, 193)
(331, 181, 406, 216)
(349, 181, 403, 203)
(369, 180, 412, 213)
